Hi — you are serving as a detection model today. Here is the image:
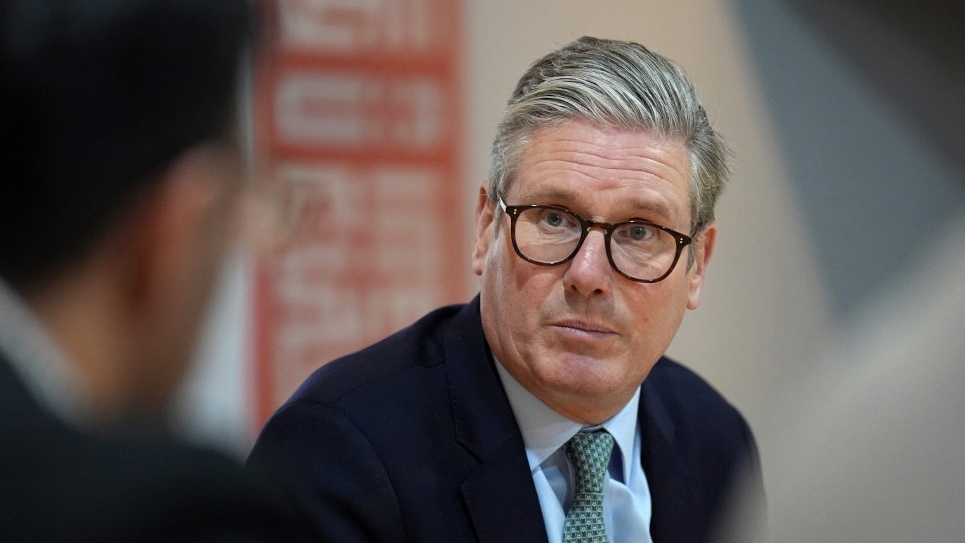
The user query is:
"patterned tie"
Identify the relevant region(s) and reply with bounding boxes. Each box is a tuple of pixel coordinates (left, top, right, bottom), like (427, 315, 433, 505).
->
(562, 430, 615, 543)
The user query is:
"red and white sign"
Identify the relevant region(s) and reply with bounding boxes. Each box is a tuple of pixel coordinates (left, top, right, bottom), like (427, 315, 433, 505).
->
(251, 0, 466, 426)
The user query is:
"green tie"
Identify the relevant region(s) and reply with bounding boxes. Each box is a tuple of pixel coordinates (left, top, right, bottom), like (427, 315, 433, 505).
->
(562, 430, 614, 543)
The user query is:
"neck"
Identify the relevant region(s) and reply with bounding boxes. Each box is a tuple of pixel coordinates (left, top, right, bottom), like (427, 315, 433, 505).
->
(24, 265, 138, 421)
(542, 396, 625, 426)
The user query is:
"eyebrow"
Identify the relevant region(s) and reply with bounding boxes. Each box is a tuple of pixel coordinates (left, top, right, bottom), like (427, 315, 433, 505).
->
(518, 186, 676, 222)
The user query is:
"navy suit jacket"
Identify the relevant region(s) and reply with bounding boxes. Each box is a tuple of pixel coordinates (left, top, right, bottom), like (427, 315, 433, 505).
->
(249, 297, 763, 542)
(0, 353, 311, 543)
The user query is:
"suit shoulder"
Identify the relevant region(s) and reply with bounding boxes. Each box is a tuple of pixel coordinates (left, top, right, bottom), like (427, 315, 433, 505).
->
(643, 359, 764, 543)
(79, 433, 292, 511)
(3, 425, 308, 542)
(282, 302, 467, 407)
(645, 357, 754, 440)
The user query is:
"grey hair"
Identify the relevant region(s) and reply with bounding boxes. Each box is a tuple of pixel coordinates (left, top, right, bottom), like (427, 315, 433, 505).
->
(488, 36, 730, 235)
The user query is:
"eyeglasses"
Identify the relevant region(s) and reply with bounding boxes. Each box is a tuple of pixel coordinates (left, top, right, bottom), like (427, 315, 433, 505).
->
(496, 195, 693, 283)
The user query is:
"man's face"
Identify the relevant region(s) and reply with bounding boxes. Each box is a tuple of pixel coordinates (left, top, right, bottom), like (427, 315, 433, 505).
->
(472, 120, 715, 423)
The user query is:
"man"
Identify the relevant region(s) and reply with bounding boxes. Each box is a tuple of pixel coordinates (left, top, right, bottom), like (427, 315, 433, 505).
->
(0, 0, 309, 540)
(249, 37, 763, 543)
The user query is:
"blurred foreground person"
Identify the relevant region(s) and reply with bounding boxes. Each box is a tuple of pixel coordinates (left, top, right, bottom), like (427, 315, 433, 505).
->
(0, 0, 309, 541)
(250, 37, 763, 543)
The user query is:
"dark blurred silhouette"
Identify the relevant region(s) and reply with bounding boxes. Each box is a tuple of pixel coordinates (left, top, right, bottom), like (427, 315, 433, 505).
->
(0, 0, 309, 540)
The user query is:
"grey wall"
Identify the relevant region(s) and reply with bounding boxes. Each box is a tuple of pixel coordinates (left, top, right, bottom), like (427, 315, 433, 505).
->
(734, 0, 964, 319)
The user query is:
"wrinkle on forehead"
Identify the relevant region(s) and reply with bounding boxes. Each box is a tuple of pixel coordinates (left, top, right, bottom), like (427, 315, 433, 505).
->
(524, 121, 687, 165)
(511, 122, 691, 227)
(517, 185, 676, 223)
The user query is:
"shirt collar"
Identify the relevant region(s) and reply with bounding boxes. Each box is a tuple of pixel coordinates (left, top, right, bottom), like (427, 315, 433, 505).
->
(494, 356, 641, 481)
(0, 277, 89, 424)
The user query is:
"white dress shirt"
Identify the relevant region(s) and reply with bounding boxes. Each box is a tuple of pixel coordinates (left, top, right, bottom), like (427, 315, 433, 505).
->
(0, 278, 88, 424)
(495, 359, 653, 543)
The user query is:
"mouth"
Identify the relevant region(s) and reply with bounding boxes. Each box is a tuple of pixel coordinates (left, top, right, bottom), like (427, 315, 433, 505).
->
(551, 319, 618, 339)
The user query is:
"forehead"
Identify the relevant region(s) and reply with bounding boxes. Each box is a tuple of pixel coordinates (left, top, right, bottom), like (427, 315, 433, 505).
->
(510, 121, 691, 225)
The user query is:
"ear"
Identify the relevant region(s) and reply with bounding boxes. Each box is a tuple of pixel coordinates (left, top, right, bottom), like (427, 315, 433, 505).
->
(120, 144, 240, 409)
(129, 145, 237, 311)
(471, 183, 496, 277)
(686, 222, 717, 310)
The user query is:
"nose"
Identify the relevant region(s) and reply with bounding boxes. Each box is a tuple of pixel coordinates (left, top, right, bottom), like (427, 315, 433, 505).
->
(562, 227, 612, 296)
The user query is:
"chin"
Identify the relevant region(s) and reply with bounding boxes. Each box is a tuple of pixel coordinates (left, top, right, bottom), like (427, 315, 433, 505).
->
(547, 358, 624, 392)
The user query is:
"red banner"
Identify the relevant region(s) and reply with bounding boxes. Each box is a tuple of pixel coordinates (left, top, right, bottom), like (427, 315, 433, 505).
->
(251, 0, 466, 427)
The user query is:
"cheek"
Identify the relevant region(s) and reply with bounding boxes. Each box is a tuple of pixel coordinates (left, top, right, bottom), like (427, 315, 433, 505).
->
(485, 229, 525, 290)
(480, 237, 551, 344)
(626, 281, 689, 353)
(484, 241, 527, 318)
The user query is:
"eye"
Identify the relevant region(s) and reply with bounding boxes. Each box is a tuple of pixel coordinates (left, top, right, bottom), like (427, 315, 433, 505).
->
(536, 208, 578, 230)
(614, 222, 660, 245)
(543, 211, 565, 227)
(627, 224, 655, 241)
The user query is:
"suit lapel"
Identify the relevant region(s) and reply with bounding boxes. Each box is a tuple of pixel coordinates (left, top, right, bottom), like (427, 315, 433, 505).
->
(639, 362, 700, 542)
(460, 437, 550, 543)
(443, 298, 550, 543)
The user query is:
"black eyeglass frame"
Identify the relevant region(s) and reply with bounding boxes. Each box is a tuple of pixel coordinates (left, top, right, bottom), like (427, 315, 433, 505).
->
(496, 195, 694, 283)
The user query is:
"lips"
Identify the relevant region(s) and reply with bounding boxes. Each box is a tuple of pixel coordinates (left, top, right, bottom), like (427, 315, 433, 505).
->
(551, 319, 617, 336)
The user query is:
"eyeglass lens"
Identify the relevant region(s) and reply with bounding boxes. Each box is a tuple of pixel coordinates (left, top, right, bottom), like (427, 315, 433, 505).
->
(512, 206, 681, 281)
